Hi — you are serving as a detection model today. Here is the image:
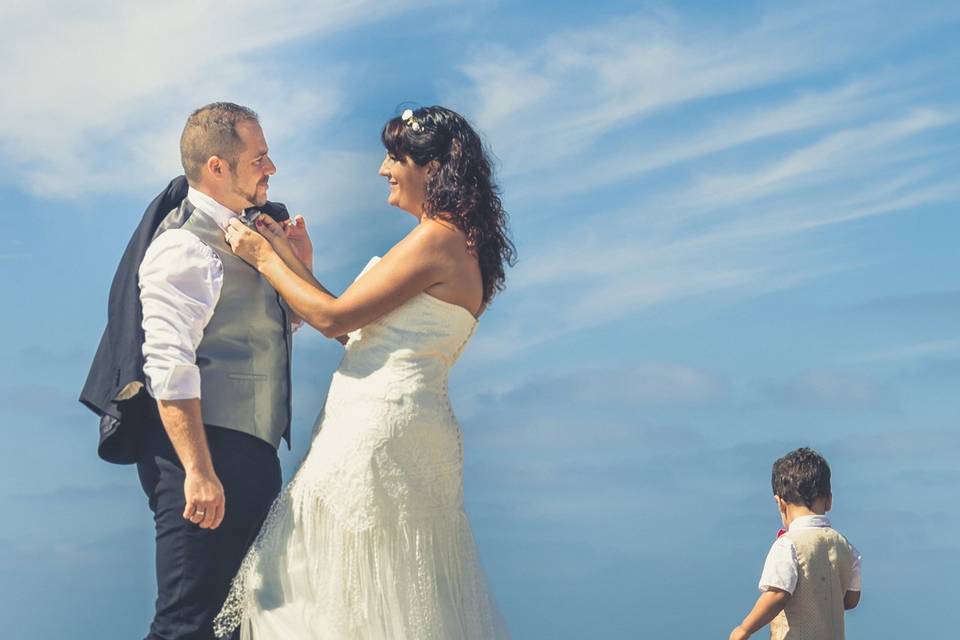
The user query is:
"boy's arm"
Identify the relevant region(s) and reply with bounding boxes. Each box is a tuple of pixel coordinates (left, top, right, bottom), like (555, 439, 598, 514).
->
(845, 542, 862, 610)
(729, 588, 791, 640)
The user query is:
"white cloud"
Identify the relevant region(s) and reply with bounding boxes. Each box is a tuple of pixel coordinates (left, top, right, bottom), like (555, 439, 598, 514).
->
(857, 339, 960, 362)
(771, 371, 887, 408)
(446, 4, 960, 360)
(498, 363, 720, 406)
(519, 77, 892, 200)
(674, 108, 957, 213)
(0, 0, 431, 198)
(455, 4, 954, 175)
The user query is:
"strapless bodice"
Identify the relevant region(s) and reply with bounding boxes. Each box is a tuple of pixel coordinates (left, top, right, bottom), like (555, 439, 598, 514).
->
(334, 256, 478, 400)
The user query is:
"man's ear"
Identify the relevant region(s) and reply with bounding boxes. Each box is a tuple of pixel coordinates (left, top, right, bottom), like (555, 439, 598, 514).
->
(206, 155, 226, 180)
(825, 493, 833, 513)
(774, 494, 786, 512)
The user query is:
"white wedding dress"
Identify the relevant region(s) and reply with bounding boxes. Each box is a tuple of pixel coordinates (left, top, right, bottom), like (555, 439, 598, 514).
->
(214, 257, 508, 639)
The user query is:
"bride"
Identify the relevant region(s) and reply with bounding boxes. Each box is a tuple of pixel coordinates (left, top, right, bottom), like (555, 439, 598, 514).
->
(213, 106, 515, 639)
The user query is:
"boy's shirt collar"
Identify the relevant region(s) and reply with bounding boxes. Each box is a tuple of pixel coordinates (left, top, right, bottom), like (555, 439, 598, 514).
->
(788, 514, 831, 531)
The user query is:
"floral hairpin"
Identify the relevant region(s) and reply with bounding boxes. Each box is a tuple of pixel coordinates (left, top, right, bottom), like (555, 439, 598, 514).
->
(401, 108, 422, 132)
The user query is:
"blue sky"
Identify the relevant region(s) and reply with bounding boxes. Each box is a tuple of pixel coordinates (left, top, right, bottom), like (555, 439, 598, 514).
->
(1, 1, 958, 638)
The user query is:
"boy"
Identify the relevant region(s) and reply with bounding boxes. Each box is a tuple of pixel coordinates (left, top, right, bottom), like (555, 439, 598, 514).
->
(730, 448, 861, 640)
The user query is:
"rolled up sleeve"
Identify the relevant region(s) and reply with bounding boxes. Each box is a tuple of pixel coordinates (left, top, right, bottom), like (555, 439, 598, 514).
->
(139, 229, 223, 400)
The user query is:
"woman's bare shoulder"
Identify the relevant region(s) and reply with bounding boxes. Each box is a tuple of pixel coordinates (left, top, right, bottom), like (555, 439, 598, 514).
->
(378, 218, 462, 276)
(411, 217, 472, 256)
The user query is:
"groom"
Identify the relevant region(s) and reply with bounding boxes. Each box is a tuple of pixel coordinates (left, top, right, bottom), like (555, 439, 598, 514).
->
(81, 102, 295, 639)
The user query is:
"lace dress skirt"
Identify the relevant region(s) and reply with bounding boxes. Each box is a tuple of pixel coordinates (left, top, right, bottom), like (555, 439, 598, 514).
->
(214, 286, 508, 639)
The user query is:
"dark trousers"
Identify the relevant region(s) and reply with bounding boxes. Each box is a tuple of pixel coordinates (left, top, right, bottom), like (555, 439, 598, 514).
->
(137, 417, 281, 640)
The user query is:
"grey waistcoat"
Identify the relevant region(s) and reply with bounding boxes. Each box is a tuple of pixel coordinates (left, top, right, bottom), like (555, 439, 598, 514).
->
(153, 200, 292, 448)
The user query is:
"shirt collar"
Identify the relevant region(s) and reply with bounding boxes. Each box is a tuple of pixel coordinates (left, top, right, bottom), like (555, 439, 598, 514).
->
(187, 187, 239, 231)
(788, 514, 831, 530)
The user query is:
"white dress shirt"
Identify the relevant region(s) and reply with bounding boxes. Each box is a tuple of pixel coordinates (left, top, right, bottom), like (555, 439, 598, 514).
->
(139, 188, 238, 400)
(758, 514, 862, 594)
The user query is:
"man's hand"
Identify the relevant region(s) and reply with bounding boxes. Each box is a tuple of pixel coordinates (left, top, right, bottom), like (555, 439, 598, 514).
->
(183, 469, 226, 529)
(156, 399, 226, 530)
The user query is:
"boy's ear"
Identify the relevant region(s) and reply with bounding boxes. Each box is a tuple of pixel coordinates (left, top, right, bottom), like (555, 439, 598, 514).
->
(774, 495, 786, 511)
(825, 493, 833, 512)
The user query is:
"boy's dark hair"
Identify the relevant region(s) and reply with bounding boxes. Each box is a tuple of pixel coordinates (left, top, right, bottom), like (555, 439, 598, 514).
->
(772, 447, 832, 507)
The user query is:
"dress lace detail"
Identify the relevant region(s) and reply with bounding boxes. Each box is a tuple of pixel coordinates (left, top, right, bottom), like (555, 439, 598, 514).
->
(214, 258, 507, 639)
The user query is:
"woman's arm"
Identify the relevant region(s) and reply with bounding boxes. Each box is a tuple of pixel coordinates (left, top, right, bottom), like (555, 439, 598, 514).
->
(227, 219, 449, 338)
(252, 216, 325, 292)
(246, 216, 347, 342)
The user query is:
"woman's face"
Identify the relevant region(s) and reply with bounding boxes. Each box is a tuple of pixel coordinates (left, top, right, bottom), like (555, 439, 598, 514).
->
(378, 152, 430, 215)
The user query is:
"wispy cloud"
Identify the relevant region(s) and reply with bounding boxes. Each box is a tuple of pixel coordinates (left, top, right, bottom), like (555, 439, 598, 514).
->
(456, 4, 957, 174)
(520, 77, 896, 200)
(448, 4, 960, 360)
(759, 370, 892, 409)
(0, 0, 434, 199)
(857, 338, 960, 362)
(479, 363, 720, 410)
(852, 289, 960, 317)
(666, 108, 956, 214)
(0, 253, 33, 262)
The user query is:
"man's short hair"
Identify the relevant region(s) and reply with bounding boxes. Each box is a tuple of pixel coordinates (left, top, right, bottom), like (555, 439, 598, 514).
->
(180, 102, 259, 183)
(771, 447, 832, 507)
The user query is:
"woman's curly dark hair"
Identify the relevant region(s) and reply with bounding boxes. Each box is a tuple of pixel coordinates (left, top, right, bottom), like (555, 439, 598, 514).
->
(382, 106, 516, 305)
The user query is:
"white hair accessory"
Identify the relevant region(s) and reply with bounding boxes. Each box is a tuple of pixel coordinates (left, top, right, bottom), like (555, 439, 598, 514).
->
(401, 108, 422, 132)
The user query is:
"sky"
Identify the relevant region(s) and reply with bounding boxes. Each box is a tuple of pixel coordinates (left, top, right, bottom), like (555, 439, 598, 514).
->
(1, 1, 958, 638)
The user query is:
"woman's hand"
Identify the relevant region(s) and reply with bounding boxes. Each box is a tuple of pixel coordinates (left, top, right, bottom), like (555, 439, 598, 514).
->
(285, 215, 313, 269)
(225, 218, 275, 269)
(252, 215, 304, 265)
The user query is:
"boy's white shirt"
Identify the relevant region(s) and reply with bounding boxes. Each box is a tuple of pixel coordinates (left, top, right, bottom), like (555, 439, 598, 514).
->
(758, 514, 862, 594)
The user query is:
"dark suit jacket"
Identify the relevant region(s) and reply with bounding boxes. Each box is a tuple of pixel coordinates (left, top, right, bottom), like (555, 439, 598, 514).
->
(79, 176, 289, 463)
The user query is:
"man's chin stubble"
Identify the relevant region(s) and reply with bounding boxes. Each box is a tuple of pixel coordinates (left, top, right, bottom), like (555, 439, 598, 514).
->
(231, 183, 267, 208)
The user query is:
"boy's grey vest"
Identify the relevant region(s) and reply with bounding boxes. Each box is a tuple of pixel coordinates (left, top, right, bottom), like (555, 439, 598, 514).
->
(153, 199, 292, 448)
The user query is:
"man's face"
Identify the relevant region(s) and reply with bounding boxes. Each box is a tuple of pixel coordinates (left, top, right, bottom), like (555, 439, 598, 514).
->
(226, 120, 276, 210)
